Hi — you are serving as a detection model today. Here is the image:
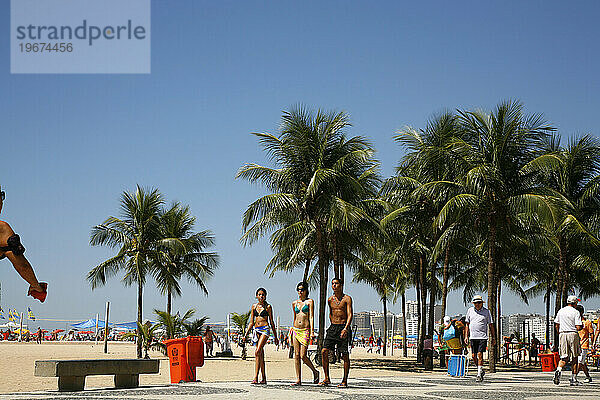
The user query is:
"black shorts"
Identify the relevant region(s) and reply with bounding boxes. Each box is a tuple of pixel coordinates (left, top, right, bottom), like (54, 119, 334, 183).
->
(470, 339, 488, 354)
(323, 324, 351, 354)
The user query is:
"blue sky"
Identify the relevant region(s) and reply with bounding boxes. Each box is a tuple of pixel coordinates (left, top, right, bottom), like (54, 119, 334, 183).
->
(1, 1, 600, 329)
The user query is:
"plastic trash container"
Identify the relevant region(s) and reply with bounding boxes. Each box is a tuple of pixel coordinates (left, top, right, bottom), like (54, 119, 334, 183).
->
(186, 336, 204, 368)
(164, 337, 199, 383)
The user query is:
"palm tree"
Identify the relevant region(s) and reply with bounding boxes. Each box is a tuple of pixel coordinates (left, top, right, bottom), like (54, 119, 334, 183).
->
(433, 100, 555, 371)
(88, 185, 164, 358)
(231, 311, 251, 359)
(523, 135, 600, 311)
(154, 202, 219, 315)
(183, 317, 210, 336)
(154, 308, 196, 339)
(238, 106, 378, 349)
(123, 322, 165, 358)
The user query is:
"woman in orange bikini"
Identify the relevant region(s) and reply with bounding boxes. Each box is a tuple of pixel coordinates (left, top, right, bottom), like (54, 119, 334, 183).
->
(244, 287, 278, 384)
(291, 281, 319, 385)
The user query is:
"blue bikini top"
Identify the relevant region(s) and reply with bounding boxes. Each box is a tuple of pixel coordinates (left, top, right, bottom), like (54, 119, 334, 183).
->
(294, 302, 310, 314)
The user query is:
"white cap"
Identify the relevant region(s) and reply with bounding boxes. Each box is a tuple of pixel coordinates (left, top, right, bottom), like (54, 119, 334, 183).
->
(472, 295, 484, 303)
(443, 316, 451, 325)
(567, 295, 579, 304)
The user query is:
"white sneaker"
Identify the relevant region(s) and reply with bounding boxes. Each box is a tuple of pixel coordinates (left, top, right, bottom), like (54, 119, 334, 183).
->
(570, 378, 582, 386)
(583, 376, 592, 383)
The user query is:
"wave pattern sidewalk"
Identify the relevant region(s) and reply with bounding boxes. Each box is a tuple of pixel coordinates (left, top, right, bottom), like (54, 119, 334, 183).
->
(1, 372, 598, 399)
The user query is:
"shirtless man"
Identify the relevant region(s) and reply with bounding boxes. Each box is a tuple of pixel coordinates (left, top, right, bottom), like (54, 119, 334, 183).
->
(0, 187, 46, 301)
(320, 278, 353, 388)
(204, 326, 215, 357)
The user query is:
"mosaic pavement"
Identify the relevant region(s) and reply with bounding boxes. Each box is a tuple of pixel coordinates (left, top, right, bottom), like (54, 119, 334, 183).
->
(2, 371, 599, 399)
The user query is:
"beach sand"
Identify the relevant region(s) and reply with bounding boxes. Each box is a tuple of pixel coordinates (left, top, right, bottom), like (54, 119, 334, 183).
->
(0, 341, 420, 393)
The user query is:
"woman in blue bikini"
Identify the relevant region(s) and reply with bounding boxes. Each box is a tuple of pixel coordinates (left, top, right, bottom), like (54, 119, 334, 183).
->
(291, 281, 319, 385)
(244, 287, 279, 384)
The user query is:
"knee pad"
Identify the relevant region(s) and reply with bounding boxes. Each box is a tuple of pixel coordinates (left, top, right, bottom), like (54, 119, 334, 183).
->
(6, 234, 25, 255)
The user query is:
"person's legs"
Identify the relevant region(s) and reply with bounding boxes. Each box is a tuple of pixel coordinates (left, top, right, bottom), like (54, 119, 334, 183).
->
(293, 337, 302, 384)
(321, 348, 331, 384)
(340, 352, 350, 385)
(578, 350, 591, 379)
(299, 343, 319, 383)
(255, 333, 269, 383)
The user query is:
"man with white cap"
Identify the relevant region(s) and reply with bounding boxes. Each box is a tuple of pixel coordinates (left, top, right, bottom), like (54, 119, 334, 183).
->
(553, 295, 583, 386)
(464, 294, 495, 382)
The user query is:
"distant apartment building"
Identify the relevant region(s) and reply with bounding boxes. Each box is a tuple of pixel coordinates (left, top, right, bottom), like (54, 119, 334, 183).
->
(585, 309, 600, 323)
(353, 300, 443, 340)
(501, 313, 550, 344)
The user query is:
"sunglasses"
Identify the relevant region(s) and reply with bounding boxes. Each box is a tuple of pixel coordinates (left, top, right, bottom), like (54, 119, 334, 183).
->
(297, 287, 306, 292)
(0, 191, 4, 201)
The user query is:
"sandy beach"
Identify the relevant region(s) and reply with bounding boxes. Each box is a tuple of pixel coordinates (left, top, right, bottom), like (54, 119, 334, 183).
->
(0, 341, 421, 393)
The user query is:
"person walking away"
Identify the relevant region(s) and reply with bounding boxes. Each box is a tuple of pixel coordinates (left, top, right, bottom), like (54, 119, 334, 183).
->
(575, 305, 593, 383)
(441, 316, 464, 355)
(290, 281, 319, 385)
(464, 295, 495, 382)
(376, 336, 382, 354)
(423, 334, 434, 370)
(0, 187, 47, 302)
(553, 295, 583, 386)
(367, 335, 374, 353)
(36, 327, 42, 344)
(529, 334, 540, 366)
(320, 278, 353, 388)
(204, 326, 215, 357)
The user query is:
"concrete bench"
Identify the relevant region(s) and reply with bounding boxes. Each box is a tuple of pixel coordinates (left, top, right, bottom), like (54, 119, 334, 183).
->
(34, 359, 160, 391)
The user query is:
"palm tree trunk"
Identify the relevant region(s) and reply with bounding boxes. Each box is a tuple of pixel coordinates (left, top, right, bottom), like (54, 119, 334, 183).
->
(419, 256, 427, 364)
(545, 283, 551, 349)
(441, 247, 450, 320)
(440, 247, 450, 368)
(496, 281, 501, 363)
(303, 258, 310, 282)
(339, 261, 344, 287)
(428, 262, 435, 336)
(402, 290, 407, 358)
(332, 234, 339, 281)
(167, 287, 172, 316)
(382, 295, 388, 356)
(137, 280, 143, 359)
(487, 217, 498, 373)
(315, 223, 328, 351)
(416, 277, 422, 363)
(428, 282, 435, 336)
(554, 238, 566, 348)
(561, 276, 569, 307)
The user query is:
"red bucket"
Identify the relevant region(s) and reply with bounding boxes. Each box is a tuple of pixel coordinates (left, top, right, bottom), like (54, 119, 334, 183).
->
(540, 353, 555, 372)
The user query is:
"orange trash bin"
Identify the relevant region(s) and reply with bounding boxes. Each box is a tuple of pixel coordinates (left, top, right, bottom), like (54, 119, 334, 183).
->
(540, 353, 555, 372)
(165, 337, 196, 383)
(186, 336, 204, 368)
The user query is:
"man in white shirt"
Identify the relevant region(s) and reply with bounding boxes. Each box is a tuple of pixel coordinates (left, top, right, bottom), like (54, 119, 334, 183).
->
(464, 295, 495, 382)
(553, 295, 583, 386)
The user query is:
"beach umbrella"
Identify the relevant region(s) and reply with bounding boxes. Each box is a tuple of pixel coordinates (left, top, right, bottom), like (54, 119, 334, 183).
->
(52, 329, 65, 334)
(14, 328, 29, 334)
